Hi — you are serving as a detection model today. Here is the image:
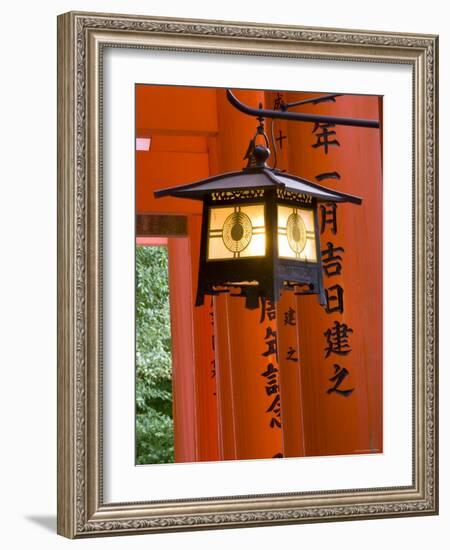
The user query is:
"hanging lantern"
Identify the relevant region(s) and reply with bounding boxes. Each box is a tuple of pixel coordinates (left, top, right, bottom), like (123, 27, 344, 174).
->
(155, 117, 362, 309)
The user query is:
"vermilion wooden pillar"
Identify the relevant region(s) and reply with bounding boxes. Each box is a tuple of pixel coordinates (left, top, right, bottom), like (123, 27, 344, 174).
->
(168, 223, 220, 463)
(276, 292, 306, 457)
(286, 93, 383, 456)
(264, 91, 306, 458)
(212, 89, 283, 460)
(188, 215, 220, 462)
(167, 237, 197, 462)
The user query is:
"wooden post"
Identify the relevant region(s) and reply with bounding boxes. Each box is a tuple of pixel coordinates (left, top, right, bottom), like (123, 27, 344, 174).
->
(286, 93, 383, 456)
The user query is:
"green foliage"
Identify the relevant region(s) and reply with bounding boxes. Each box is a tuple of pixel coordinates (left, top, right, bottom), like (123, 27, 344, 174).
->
(135, 246, 174, 464)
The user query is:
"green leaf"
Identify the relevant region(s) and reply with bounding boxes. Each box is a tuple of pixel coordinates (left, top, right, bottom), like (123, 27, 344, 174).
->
(135, 246, 174, 464)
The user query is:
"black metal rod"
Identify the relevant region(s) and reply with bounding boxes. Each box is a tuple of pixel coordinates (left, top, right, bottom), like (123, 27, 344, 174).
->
(226, 90, 380, 129)
(283, 93, 343, 109)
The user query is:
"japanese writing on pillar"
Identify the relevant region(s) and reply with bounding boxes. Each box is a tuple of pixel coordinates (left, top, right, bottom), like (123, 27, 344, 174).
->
(208, 297, 217, 397)
(313, 105, 355, 397)
(272, 93, 300, 371)
(259, 298, 281, 429)
(283, 306, 299, 365)
(273, 93, 289, 171)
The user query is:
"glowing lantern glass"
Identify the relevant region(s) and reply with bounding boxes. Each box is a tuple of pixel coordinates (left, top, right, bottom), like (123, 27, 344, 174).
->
(155, 145, 362, 309)
(207, 204, 266, 260)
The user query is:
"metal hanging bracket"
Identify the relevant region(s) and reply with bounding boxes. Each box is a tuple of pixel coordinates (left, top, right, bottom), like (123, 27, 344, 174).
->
(226, 89, 380, 129)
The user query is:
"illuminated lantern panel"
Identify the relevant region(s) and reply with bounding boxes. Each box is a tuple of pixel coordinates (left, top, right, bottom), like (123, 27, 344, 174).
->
(207, 204, 266, 260)
(277, 205, 317, 262)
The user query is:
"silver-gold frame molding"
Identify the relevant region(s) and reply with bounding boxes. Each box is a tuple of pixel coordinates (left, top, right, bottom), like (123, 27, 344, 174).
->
(57, 11, 439, 538)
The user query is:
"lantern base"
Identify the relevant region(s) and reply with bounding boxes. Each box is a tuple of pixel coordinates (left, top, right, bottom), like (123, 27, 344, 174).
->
(195, 272, 326, 310)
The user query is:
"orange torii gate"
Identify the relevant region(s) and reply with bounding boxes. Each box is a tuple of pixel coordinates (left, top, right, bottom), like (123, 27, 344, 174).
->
(135, 85, 383, 462)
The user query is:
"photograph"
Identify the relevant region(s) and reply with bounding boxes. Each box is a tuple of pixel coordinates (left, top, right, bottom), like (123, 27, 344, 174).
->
(55, 10, 438, 538)
(135, 84, 383, 465)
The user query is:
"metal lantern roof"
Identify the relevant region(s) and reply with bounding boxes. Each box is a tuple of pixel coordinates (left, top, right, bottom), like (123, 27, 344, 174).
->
(154, 165, 362, 205)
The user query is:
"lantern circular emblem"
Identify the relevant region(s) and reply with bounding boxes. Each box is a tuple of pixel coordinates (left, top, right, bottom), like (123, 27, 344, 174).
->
(286, 212, 307, 254)
(222, 211, 253, 253)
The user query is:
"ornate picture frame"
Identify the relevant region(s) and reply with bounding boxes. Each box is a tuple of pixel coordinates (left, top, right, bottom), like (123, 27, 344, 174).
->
(57, 11, 438, 538)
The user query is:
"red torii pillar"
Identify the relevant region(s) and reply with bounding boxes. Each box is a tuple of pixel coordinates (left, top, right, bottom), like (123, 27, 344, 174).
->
(212, 88, 283, 460)
(264, 90, 306, 458)
(286, 93, 383, 456)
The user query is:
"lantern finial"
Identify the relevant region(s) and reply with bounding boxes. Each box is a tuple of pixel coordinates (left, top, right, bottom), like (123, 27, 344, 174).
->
(243, 116, 271, 169)
(252, 145, 270, 167)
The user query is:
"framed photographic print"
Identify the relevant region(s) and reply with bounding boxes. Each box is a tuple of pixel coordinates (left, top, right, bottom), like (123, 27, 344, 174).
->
(57, 11, 438, 538)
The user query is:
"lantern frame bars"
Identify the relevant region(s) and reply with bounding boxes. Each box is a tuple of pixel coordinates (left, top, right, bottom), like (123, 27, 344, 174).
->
(195, 186, 325, 309)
